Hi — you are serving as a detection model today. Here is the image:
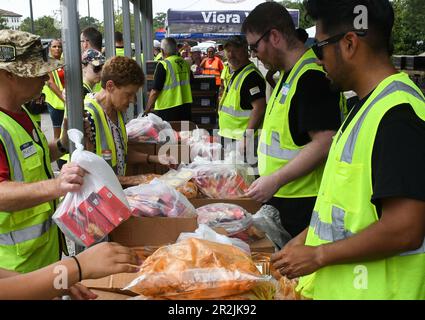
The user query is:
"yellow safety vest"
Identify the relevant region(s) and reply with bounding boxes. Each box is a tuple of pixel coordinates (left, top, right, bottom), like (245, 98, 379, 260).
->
(155, 55, 193, 111)
(43, 69, 65, 111)
(218, 63, 264, 140)
(84, 97, 128, 175)
(0, 107, 60, 273)
(154, 52, 163, 61)
(258, 49, 345, 198)
(298, 73, 425, 300)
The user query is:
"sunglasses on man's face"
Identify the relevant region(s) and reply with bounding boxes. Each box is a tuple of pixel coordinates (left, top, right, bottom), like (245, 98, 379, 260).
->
(312, 30, 367, 60)
(248, 29, 272, 53)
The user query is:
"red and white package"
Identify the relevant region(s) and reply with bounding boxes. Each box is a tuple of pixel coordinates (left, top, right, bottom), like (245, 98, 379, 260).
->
(126, 113, 178, 144)
(124, 179, 197, 218)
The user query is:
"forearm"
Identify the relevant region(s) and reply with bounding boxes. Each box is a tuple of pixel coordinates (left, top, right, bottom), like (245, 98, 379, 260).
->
(146, 90, 160, 112)
(0, 259, 79, 300)
(0, 269, 19, 279)
(273, 133, 333, 186)
(126, 148, 149, 165)
(246, 100, 266, 131)
(49, 139, 66, 162)
(48, 80, 64, 102)
(0, 179, 60, 212)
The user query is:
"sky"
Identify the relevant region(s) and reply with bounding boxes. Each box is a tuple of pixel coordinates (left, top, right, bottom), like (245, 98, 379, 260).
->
(0, 0, 267, 21)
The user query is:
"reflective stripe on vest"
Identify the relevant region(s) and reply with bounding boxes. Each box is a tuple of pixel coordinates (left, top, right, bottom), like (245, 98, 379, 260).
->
(85, 102, 112, 162)
(311, 81, 425, 256)
(219, 64, 258, 119)
(341, 81, 425, 164)
(259, 131, 300, 160)
(162, 60, 191, 90)
(280, 58, 318, 105)
(0, 124, 24, 181)
(220, 105, 252, 118)
(259, 57, 319, 159)
(311, 208, 425, 256)
(0, 217, 53, 245)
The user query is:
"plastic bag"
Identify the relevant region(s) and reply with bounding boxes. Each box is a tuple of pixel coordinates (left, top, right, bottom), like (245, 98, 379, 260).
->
(253, 205, 292, 250)
(190, 142, 222, 161)
(126, 113, 178, 144)
(124, 238, 270, 299)
(177, 224, 251, 254)
(187, 158, 254, 199)
(124, 179, 196, 218)
(197, 203, 252, 234)
(53, 129, 131, 247)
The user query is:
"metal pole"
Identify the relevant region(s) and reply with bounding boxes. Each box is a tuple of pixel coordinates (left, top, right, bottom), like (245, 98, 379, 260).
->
(122, 0, 132, 57)
(29, 0, 35, 33)
(103, 0, 115, 58)
(122, 0, 134, 119)
(133, 0, 144, 115)
(60, 0, 84, 150)
(145, 0, 154, 61)
(87, 0, 91, 19)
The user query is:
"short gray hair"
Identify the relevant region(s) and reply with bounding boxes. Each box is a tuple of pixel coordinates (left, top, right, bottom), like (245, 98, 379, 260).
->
(160, 38, 178, 56)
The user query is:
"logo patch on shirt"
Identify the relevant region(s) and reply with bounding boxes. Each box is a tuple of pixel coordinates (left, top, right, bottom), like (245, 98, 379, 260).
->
(20, 142, 37, 159)
(250, 86, 260, 96)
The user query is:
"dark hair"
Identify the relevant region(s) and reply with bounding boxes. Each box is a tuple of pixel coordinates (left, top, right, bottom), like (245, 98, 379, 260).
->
(304, 0, 394, 55)
(114, 31, 123, 43)
(81, 27, 103, 51)
(242, 2, 298, 46)
(296, 28, 309, 43)
(101, 56, 145, 89)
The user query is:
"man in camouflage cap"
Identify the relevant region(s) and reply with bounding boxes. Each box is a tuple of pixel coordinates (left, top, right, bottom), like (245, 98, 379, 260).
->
(0, 30, 86, 277)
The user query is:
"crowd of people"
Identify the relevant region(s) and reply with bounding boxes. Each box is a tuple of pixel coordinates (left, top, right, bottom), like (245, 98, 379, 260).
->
(0, 0, 423, 300)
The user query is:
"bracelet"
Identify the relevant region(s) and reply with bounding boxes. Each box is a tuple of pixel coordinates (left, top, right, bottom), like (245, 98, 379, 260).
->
(71, 256, 82, 282)
(56, 139, 68, 154)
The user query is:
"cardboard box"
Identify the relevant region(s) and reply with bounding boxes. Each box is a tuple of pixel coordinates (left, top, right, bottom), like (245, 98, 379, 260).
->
(110, 216, 198, 247)
(190, 198, 262, 214)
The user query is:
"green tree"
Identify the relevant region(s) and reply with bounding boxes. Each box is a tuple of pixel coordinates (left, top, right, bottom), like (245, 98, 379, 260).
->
(20, 16, 61, 39)
(79, 16, 102, 31)
(280, 0, 314, 29)
(153, 12, 166, 31)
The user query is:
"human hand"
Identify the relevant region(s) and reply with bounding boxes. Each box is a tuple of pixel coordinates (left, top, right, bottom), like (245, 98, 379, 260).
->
(66, 283, 98, 300)
(60, 117, 69, 147)
(56, 163, 85, 196)
(271, 245, 324, 279)
(77, 242, 141, 280)
(245, 175, 280, 203)
(158, 154, 178, 169)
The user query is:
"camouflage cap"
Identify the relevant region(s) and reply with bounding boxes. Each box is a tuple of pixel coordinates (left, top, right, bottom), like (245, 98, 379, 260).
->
(82, 49, 105, 67)
(0, 30, 64, 78)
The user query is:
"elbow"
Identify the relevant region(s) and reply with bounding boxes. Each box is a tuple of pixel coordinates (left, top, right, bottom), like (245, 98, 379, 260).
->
(404, 235, 425, 252)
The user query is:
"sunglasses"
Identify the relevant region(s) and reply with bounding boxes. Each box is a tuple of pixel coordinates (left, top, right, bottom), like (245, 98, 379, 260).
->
(0, 44, 49, 63)
(312, 30, 367, 60)
(248, 29, 272, 53)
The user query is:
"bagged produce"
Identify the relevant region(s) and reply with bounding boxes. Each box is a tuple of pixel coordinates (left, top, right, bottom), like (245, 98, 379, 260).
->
(126, 113, 178, 144)
(124, 179, 196, 217)
(124, 238, 270, 299)
(53, 130, 131, 247)
(187, 158, 254, 199)
(190, 142, 222, 161)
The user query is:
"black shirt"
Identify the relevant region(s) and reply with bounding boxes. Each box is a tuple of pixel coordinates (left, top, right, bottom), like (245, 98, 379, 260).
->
(341, 92, 425, 216)
(226, 64, 266, 110)
(276, 70, 342, 146)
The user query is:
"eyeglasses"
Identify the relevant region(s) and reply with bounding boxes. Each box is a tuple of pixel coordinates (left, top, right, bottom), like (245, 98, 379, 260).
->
(248, 29, 272, 53)
(312, 30, 367, 60)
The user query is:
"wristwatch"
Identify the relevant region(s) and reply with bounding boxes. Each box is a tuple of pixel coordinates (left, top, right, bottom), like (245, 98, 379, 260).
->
(57, 139, 68, 154)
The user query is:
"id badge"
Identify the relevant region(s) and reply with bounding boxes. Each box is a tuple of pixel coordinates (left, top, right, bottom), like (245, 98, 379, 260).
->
(281, 84, 291, 96)
(20, 142, 37, 159)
